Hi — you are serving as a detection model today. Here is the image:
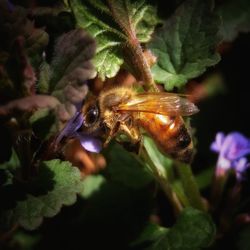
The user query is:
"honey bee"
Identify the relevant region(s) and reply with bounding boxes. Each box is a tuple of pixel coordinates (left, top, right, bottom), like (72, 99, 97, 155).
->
(78, 86, 199, 163)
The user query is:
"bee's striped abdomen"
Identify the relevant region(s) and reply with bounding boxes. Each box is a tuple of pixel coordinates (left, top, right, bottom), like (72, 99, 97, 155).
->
(138, 113, 193, 163)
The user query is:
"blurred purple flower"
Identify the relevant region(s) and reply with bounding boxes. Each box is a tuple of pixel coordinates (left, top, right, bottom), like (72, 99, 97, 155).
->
(7, 0, 14, 12)
(234, 157, 249, 181)
(211, 132, 250, 180)
(55, 112, 102, 153)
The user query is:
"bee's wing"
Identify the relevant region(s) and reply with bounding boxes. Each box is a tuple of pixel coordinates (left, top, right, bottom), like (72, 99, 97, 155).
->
(117, 92, 199, 116)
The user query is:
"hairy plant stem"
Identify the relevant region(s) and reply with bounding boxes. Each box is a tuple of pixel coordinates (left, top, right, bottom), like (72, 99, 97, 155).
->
(140, 148, 183, 215)
(126, 40, 159, 92)
(107, 0, 158, 92)
(210, 168, 229, 212)
(175, 162, 206, 211)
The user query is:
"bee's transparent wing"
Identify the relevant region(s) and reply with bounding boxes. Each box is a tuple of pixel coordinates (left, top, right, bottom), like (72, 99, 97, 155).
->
(117, 92, 199, 116)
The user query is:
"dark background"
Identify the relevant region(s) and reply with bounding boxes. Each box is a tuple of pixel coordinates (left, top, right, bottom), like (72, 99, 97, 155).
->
(193, 33, 250, 169)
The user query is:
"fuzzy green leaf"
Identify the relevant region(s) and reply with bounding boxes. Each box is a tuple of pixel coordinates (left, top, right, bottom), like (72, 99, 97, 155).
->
(104, 143, 152, 188)
(0, 149, 20, 173)
(0, 150, 19, 197)
(48, 28, 95, 119)
(50, 28, 96, 92)
(70, 0, 159, 80)
(217, 0, 250, 42)
(80, 175, 106, 199)
(37, 60, 51, 94)
(148, 0, 221, 91)
(70, 0, 124, 80)
(10, 160, 83, 230)
(151, 208, 216, 250)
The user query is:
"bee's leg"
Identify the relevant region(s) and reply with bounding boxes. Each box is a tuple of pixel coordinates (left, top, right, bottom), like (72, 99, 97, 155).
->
(119, 122, 142, 154)
(103, 113, 131, 147)
(120, 123, 141, 144)
(103, 121, 120, 147)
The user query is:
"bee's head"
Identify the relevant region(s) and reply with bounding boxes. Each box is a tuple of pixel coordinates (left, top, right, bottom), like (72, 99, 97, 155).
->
(80, 100, 103, 135)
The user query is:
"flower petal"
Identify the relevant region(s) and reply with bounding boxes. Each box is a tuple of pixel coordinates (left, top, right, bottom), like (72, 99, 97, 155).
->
(78, 134, 102, 153)
(234, 157, 248, 172)
(233, 157, 249, 181)
(210, 132, 225, 152)
(55, 112, 84, 145)
(212, 131, 250, 181)
(222, 132, 250, 160)
(217, 156, 231, 171)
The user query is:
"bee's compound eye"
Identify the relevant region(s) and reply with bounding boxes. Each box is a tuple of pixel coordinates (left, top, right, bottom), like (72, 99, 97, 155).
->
(84, 105, 99, 127)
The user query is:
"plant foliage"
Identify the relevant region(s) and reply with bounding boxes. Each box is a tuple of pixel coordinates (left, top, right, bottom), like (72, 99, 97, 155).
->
(0, 0, 250, 249)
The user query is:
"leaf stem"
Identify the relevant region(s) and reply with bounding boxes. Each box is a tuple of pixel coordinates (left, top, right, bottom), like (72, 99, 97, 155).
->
(0, 224, 19, 242)
(175, 162, 206, 211)
(140, 148, 183, 215)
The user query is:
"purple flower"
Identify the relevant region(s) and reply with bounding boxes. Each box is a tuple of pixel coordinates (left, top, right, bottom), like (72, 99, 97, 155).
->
(55, 112, 102, 153)
(7, 0, 14, 12)
(234, 157, 250, 181)
(211, 132, 250, 180)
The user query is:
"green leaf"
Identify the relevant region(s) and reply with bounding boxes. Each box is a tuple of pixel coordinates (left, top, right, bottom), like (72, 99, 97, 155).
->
(70, 0, 159, 80)
(70, 0, 124, 80)
(0, 149, 20, 190)
(11, 231, 40, 250)
(104, 143, 153, 188)
(93, 42, 123, 80)
(10, 160, 83, 230)
(143, 136, 173, 178)
(48, 28, 95, 119)
(80, 175, 106, 198)
(131, 223, 168, 247)
(148, 0, 221, 91)
(151, 208, 216, 250)
(50, 28, 96, 92)
(135, 3, 159, 42)
(0, 149, 20, 173)
(216, 0, 250, 42)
